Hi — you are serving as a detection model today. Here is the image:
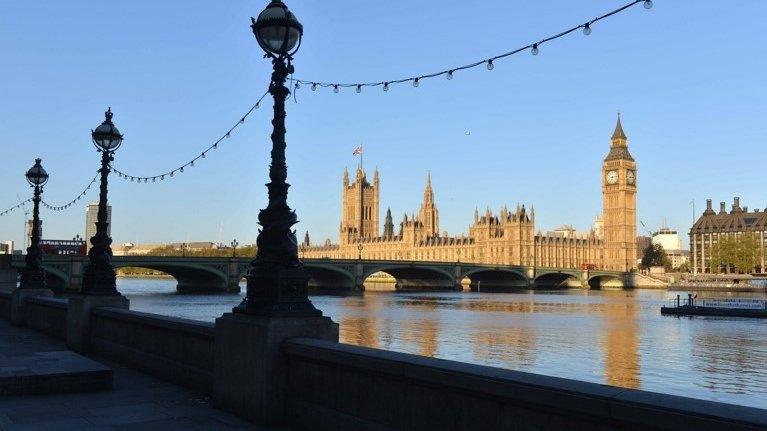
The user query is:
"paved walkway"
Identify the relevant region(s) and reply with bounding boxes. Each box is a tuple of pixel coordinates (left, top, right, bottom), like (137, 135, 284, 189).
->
(0, 320, 287, 430)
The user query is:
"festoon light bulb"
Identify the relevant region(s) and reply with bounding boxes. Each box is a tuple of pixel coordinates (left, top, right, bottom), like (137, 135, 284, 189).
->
(356, 85, 362, 93)
(486, 59, 494, 70)
(531, 44, 539, 55)
(333, 85, 339, 93)
(583, 23, 591, 35)
(413, 78, 419, 87)
(446, 70, 454, 80)
(644, 0, 653, 9)
(383, 82, 389, 92)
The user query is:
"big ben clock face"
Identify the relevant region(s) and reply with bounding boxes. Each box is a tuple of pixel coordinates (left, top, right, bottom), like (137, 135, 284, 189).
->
(606, 170, 619, 185)
(626, 170, 636, 185)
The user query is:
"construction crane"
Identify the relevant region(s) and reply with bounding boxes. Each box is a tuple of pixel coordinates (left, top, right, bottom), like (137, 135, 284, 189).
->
(640, 220, 654, 237)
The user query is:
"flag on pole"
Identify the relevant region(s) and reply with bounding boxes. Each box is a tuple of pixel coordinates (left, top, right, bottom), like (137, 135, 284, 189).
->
(352, 146, 363, 156)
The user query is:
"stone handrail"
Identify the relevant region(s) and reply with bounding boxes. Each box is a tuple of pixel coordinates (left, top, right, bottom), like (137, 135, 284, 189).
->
(283, 338, 767, 431)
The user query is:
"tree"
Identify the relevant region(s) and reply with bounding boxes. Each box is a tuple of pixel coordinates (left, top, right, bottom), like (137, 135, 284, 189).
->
(675, 262, 690, 273)
(640, 243, 671, 270)
(709, 233, 761, 274)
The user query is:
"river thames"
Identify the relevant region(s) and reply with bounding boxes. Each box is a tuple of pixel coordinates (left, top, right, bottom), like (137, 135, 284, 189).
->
(119, 278, 767, 410)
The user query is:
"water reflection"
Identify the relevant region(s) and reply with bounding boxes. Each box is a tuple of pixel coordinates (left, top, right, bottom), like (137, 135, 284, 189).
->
(603, 300, 640, 389)
(121, 279, 767, 410)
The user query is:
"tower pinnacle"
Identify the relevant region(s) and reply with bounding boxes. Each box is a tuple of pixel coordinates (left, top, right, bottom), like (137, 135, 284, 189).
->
(611, 112, 627, 142)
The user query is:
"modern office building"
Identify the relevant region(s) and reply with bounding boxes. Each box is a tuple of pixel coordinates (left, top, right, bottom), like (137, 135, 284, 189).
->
(85, 203, 111, 252)
(651, 228, 689, 269)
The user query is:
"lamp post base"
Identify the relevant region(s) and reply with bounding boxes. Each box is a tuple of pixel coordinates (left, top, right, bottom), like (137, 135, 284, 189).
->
(235, 264, 321, 317)
(81, 265, 120, 296)
(213, 311, 338, 425)
(67, 294, 129, 353)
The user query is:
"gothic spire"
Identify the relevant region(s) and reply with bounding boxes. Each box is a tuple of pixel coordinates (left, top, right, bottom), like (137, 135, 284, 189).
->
(612, 112, 627, 141)
(605, 113, 634, 161)
(343, 167, 349, 185)
(423, 171, 434, 203)
(384, 207, 394, 238)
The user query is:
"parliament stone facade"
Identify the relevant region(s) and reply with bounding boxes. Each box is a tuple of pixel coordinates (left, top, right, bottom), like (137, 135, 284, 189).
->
(301, 117, 638, 272)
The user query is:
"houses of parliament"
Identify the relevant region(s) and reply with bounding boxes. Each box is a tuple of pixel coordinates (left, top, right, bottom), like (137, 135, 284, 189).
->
(300, 116, 638, 272)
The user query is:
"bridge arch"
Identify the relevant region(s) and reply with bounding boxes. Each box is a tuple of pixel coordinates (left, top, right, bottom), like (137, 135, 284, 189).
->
(113, 262, 232, 293)
(533, 272, 582, 289)
(364, 265, 456, 291)
(41, 265, 69, 291)
(303, 264, 356, 292)
(588, 274, 625, 290)
(462, 268, 529, 291)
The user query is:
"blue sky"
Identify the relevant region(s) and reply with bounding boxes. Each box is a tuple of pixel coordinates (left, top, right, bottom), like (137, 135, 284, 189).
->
(1, 1, 765, 249)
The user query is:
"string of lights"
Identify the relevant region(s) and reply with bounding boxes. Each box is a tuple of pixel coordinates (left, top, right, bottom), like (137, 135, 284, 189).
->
(110, 90, 270, 183)
(294, 0, 653, 93)
(0, 198, 32, 217)
(41, 173, 99, 212)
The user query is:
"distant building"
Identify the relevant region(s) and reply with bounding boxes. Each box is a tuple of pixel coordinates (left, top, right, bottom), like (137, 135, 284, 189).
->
(690, 197, 767, 274)
(0, 241, 13, 255)
(651, 228, 689, 269)
(636, 236, 651, 259)
(593, 215, 604, 240)
(26, 219, 42, 249)
(302, 116, 638, 271)
(85, 203, 111, 252)
(114, 243, 166, 256)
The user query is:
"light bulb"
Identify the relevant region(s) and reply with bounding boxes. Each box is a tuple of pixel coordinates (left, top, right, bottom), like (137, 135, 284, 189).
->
(486, 59, 494, 70)
(383, 82, 389, 92)
(644, 0, 653, 9)
(311, 83, 317, 91)
(161, 175, 165, 180)
(180, 167, 184, 173)
(255, 102, 259, 109)
(583, 24, 591, 35)
(170, 172, 174, 177)
(413, 78, 419, 87)
(190, 161, 194, 167)
(201, 152, 206, 159)
(447, 70, 453, 80)
(531, 44, 539, 55)
(333, 85, 339, 93)
(356, 85, 362, 93)
(213, 143, 218, 149)
(295, 82, 301, 90)
(152, 178, 156, 182)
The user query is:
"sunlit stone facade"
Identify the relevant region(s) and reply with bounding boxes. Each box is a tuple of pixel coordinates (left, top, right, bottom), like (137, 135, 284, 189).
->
(301, 117, 638, 271)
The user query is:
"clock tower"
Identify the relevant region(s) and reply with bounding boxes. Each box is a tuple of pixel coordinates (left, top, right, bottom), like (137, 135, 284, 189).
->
(601, 114, 637, 271)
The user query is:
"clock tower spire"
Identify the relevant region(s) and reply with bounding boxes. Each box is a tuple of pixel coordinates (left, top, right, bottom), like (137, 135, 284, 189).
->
(601, 113, 637, 272)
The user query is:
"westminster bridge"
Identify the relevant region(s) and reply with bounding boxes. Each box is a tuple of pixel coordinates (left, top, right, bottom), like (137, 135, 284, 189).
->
(9, 254, 632, 293)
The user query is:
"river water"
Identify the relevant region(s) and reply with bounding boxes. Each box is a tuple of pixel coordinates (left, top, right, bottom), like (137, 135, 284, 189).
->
(120, 278, 767, 410)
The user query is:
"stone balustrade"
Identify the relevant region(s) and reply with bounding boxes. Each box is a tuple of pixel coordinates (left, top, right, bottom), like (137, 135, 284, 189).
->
(0, 289, 765, 430)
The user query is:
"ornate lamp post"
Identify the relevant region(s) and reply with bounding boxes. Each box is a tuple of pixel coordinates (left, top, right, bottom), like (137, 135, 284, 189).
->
(236, 1, 319, 316)
(82, 108, 123, 296)
(19, 159, 49, 290)
(231, 239, 239, 258)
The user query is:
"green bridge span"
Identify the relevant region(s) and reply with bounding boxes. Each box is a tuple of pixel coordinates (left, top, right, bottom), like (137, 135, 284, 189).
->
(9, 255, 630, 293)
